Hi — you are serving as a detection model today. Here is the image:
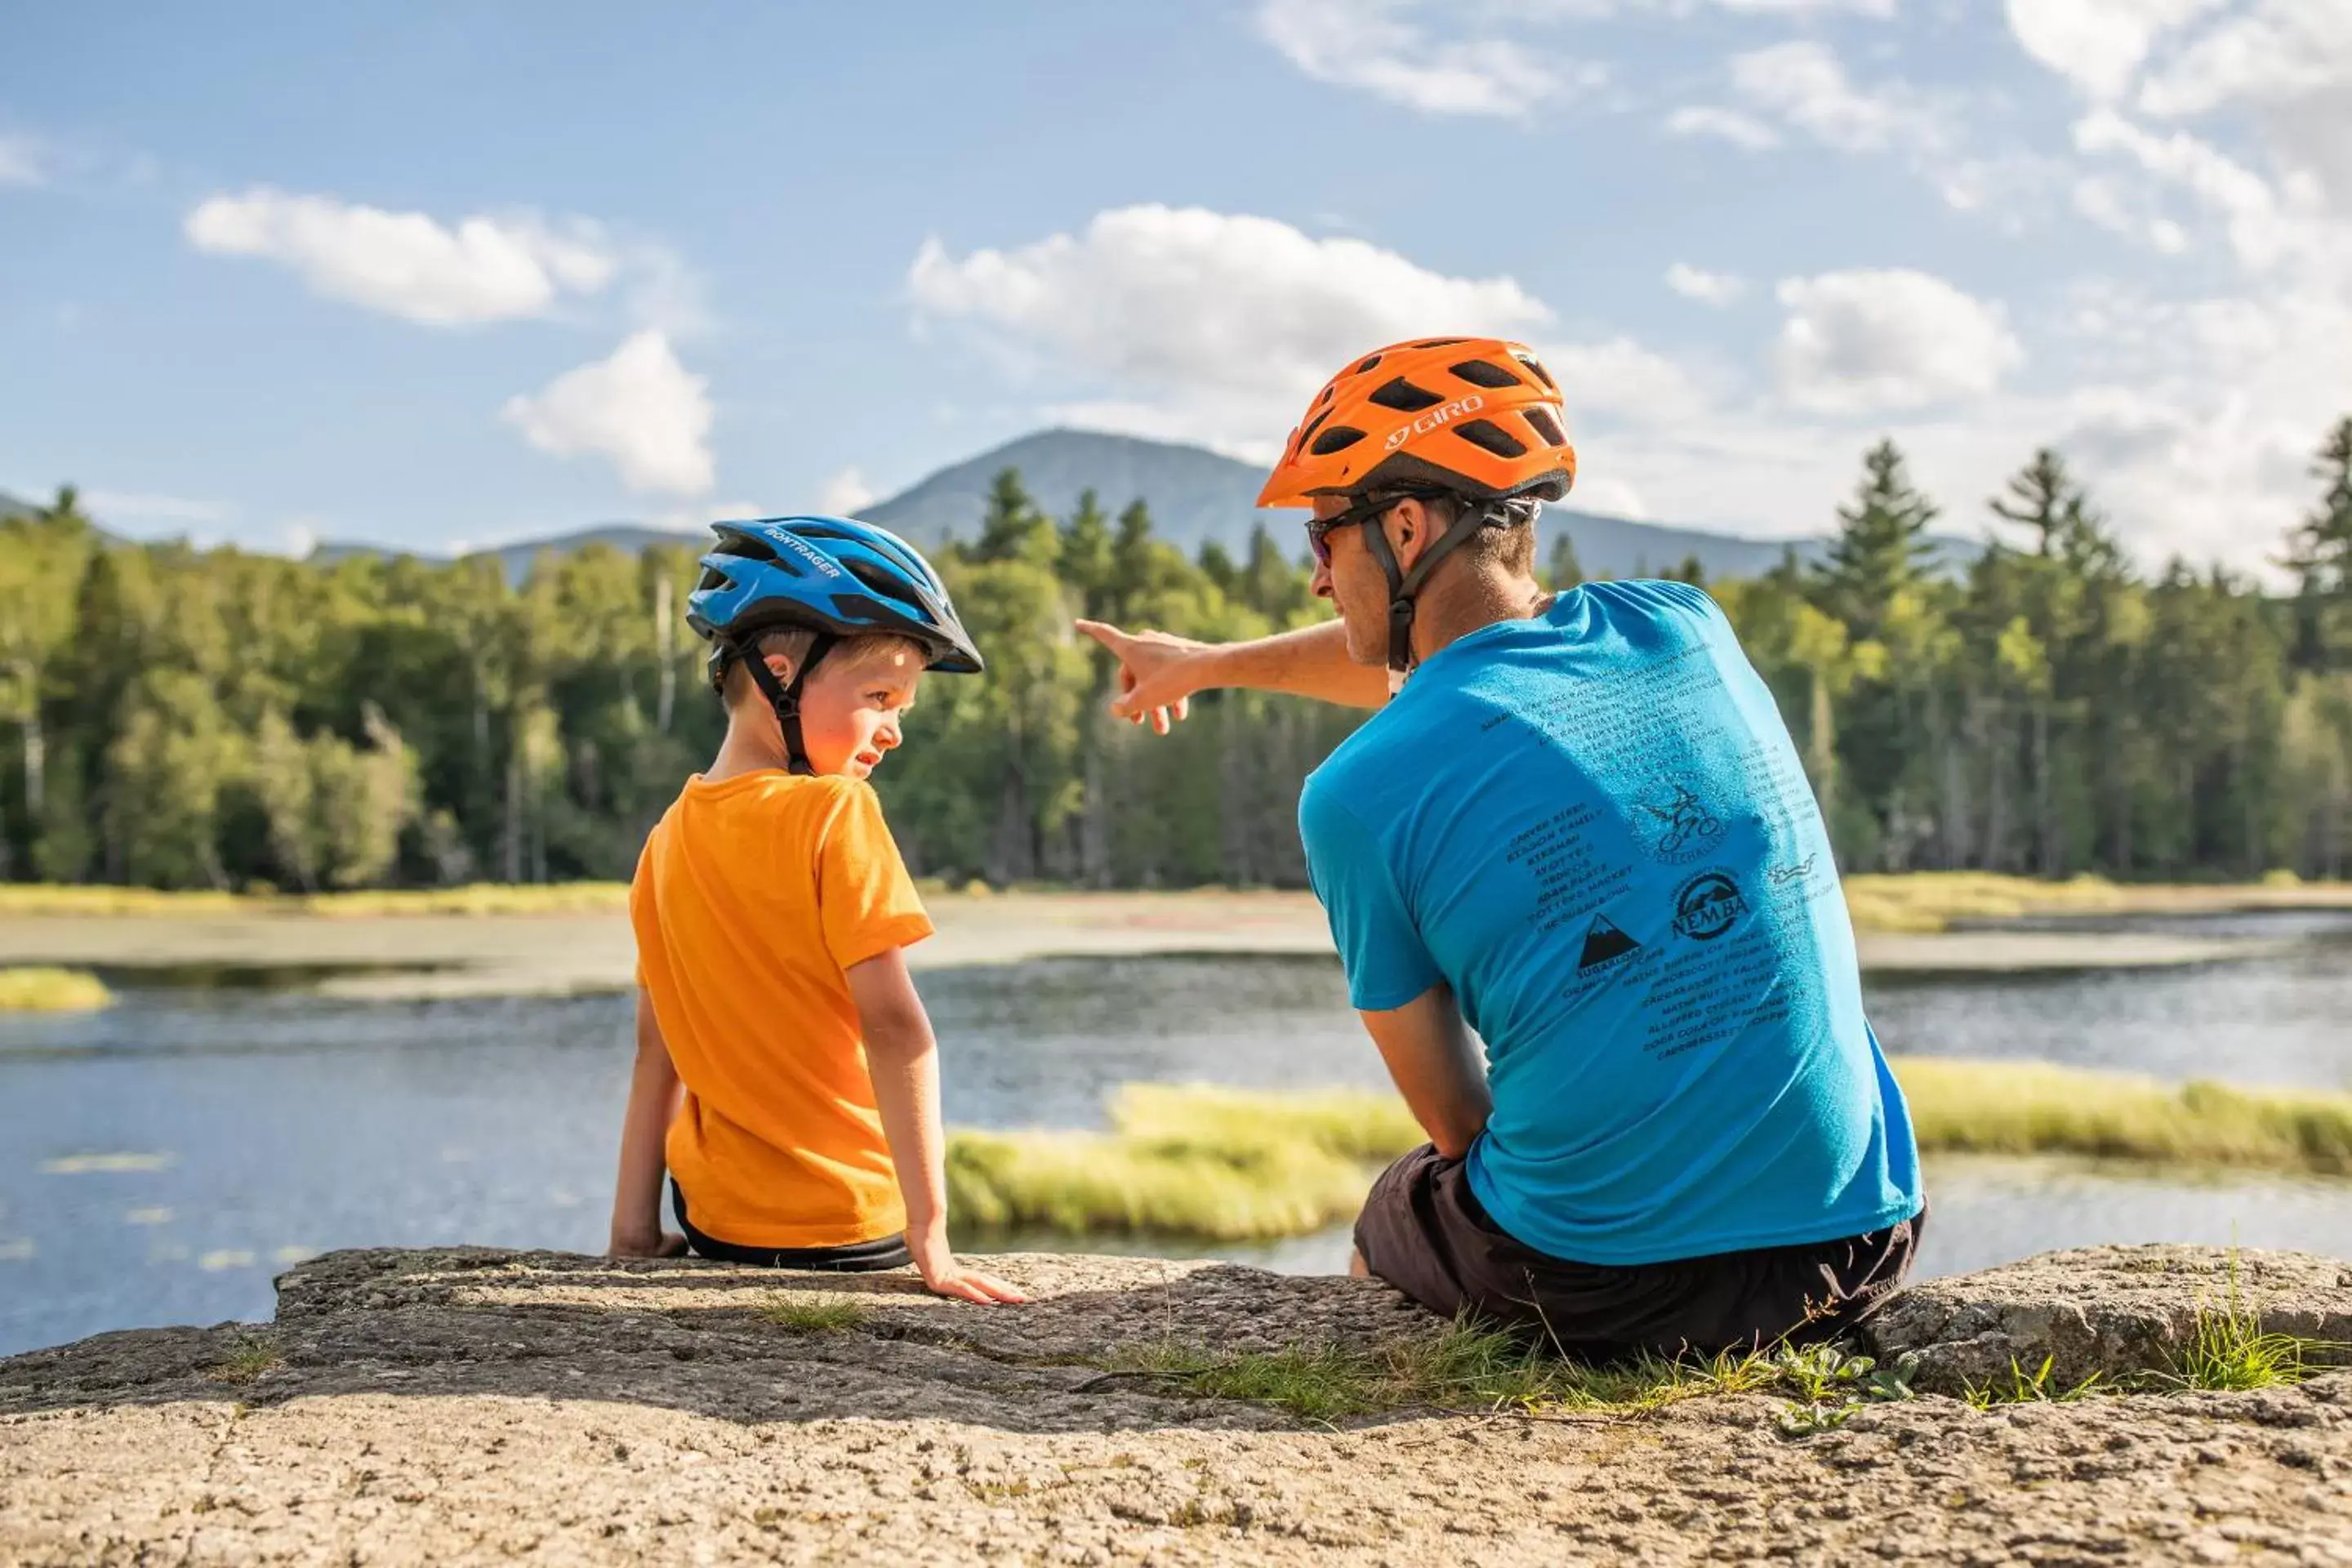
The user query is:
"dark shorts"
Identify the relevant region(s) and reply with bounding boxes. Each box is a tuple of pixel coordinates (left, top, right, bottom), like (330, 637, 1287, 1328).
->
(1353, 1144, 1923, 1362)
(670, 1181, 912, 1272)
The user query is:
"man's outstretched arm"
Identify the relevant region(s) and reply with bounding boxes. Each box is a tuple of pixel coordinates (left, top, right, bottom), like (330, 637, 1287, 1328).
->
(1358, 983, 1492, 1160)
(1076, 617, 1388, 732)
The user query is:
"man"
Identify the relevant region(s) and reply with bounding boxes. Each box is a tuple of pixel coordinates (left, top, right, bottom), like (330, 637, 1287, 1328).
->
(1077, 336, 1923, 1362)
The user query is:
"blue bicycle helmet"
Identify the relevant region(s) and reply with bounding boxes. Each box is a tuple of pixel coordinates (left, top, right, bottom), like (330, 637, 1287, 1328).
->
(686, 514, 982, 775)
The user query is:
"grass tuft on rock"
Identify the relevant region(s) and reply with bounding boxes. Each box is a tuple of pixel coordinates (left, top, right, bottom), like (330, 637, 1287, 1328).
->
(1102, 1316, 1814, 1423)
(204, 1331, 282, 1386)
(0, 966, 114, 1012)
(760, 1295, 869, 1334)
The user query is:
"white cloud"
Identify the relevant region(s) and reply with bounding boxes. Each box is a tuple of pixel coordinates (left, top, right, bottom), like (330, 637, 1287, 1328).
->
(2073, 109, 2329, 270)
(185, 188, 617, 327)
(2002, 0, 2225, 101)
(2136, 0, 2352, 117)
(1665, 262, 1746, 305)
(0, 134, 47, 188)
(1664, 105, 1783, 150)
(1254, 0, 1596, 117)
(1573, 475, 1651, 520)
(817, 467, 878, 515)
(1731, 40, 1948, 154)
(1775, 269, 2025, 412)
(911, 204, 1554, 448)
(501, 332, 715, 496)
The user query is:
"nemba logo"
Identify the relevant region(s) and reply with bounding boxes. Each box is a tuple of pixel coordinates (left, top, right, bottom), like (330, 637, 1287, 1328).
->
(775, 532, 843, 577)
(1383, 394, 1486, 450)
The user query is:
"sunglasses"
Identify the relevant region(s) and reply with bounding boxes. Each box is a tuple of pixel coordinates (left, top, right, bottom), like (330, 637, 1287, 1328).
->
(1305, 492, 1440, 568)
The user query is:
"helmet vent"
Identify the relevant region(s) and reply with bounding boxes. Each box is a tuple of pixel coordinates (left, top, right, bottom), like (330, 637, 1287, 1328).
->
(1452, 418, 1528, 459)
(1311, 425, 1369, 457)
(1366, 376, 1445, 412)
(1352, 353, 1385, 376)
(844, 559, 927, 612)
(1449, 359, 1522, 390)
(1410, 337, 1469, 349)
(1523, 406, 1570, 448)
(1294, 408, 1334, 454)
(1513, 353, 1557, 390)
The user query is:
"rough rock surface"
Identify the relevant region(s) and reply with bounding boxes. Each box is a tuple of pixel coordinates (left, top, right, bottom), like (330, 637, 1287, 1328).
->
(1866, 1245, 2352, 1395)
(2, 1245, 2350, 1566)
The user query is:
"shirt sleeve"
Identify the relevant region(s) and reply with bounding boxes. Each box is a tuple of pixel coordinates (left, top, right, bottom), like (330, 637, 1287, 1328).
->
(814, 781, 937, 972)
(1298, 778, 1442, 1012)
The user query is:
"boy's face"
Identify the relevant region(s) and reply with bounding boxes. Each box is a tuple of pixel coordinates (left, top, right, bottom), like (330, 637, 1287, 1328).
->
(791, 646, 924, 781)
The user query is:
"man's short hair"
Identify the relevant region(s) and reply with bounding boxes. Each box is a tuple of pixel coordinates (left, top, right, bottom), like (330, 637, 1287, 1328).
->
(1419, 492, 1539, 579)
(723, 627, 930, 708)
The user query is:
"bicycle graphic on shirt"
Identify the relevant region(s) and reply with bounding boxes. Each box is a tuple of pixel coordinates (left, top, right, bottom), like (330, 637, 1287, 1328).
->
(1641, 784, 1723, 862)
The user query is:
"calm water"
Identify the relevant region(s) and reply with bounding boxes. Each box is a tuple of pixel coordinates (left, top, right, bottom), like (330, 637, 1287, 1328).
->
(2, 911, 2347, 1356)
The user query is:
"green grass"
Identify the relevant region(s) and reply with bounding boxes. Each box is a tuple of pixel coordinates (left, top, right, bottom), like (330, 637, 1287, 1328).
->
(1099, 1315, 1841, 1424)
(759, 1294, 869, 1334)
(945, 1083, 1410, 1241)
(1962, 1355, 2107, 1408)
(945, 1063, 2352, 1243)
(1900, 1056, 2352, 1176)
(2146, 1255, 2346, 1392)
(0, 966, 113, 1012)
(0, 881, 630, 918)
(1842, 871, 2129, 934)
(204, 1331, 283, 1386)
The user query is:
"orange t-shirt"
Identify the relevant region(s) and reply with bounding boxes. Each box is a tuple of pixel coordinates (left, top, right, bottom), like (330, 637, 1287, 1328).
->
(630, 771, 935, 1249)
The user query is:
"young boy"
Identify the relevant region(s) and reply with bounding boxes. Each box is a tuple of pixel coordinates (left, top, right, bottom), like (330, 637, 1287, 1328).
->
(608, 515, 1025, 1306)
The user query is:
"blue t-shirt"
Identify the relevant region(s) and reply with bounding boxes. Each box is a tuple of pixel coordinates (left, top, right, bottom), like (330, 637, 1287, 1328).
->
(1298, 579, 1922, 1267)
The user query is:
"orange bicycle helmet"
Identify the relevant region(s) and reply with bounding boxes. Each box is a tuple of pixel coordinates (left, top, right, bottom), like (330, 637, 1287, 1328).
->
(1257, 336, 1576, 508)
(1258, 337, 1578, 689)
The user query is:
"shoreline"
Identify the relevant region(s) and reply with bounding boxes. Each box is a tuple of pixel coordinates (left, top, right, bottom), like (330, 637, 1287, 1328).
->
(2, 885, 2344, 1001)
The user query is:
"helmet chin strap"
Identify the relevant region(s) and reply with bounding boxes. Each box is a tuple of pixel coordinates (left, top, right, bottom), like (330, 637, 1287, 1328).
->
(737, 632, 838, 777)
(1354, 498, 1499, 696)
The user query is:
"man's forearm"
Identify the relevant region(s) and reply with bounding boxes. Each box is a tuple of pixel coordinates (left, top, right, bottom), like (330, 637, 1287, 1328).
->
(1204, 619, 1388, 710)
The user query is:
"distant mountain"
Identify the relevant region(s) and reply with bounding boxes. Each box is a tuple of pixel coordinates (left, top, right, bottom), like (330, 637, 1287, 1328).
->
(862, 430, 1268, 553)
(866, 428, 1980, 581)
(0, 489, 40, 523)
(301, 427, 1983, 584)
(308, 523, 701, 584)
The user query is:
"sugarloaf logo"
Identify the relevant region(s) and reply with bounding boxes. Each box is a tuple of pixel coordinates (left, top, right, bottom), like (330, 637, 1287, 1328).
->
(1383, 394, 1485, 450)
(1576, 915, 1642, 974)
(1671, 870, 1747, 942)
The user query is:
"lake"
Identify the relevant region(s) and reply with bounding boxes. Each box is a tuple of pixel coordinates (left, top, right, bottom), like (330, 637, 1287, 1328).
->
(3, 909, 2348, 1356)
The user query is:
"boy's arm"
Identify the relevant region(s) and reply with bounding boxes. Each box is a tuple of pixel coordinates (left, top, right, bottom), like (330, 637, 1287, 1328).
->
(847, 947, 1027, 1305)
(608, 987, 688, 1258)
(1076, 617, 1388, 731)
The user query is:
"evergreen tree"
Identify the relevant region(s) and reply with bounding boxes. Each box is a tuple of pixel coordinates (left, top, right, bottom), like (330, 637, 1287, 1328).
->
(1815, 439, 1940, 642)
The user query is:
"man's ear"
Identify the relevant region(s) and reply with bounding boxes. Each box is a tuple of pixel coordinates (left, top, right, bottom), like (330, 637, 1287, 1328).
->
(1388, 498, 1428, 570)
(762, 650, 798, 688)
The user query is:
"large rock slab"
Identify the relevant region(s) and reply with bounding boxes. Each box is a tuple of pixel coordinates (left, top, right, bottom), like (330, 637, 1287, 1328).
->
(1865, 1245, 2352, 1394)
(5, 1244, 2352, 1566)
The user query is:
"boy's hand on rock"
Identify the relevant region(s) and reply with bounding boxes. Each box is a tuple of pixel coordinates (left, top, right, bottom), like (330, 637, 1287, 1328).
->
(608, 1227, 688, 1259)
(910, 1231, 1029, 1304)
(1075, 619, 1203, 735)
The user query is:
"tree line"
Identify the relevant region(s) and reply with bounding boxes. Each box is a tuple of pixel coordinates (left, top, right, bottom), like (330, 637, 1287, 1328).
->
(2, 418, 2348, 893)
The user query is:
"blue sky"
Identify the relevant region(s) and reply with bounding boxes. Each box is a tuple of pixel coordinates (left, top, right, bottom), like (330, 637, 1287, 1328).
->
(2, 1, 2346, 570)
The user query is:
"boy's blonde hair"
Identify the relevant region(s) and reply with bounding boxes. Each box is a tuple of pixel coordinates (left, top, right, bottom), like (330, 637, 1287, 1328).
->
(723, 627, 929, 711)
